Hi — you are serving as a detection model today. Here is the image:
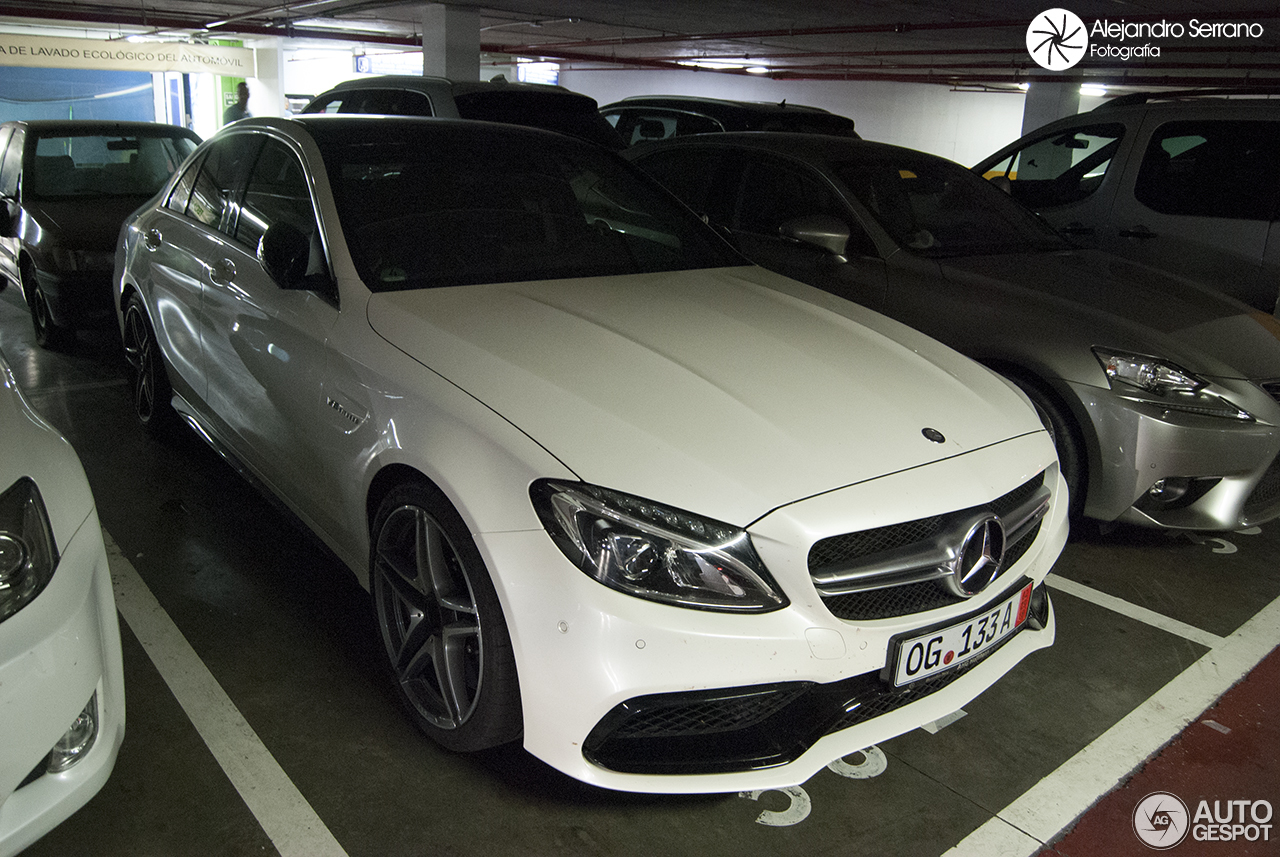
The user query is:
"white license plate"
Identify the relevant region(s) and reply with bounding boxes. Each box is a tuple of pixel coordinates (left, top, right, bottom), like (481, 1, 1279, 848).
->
(893, 583, 1033, 687)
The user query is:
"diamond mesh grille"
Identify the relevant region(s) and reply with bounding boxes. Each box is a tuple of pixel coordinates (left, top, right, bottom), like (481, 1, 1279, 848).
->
(810, 473, 1045, 621)
(610, 685, 811, 739)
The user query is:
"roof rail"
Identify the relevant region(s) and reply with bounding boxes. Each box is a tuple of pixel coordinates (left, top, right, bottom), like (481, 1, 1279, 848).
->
(1094, 87, 1280, 110)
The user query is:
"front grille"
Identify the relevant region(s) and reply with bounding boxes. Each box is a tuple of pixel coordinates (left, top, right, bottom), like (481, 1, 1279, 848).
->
(810, 473, 1047, 621)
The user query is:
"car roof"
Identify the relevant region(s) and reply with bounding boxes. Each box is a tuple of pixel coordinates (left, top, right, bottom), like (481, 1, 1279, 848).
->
(602, 95, 839, 117)
(1, 119, 200, 137)
(229, 113, 600, 147)
(321, 74, 584, 99)
(1090, 87, 1280, 113)
(626, 129, 921, 164)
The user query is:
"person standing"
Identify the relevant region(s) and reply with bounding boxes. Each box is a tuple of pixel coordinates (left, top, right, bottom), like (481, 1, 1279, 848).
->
(223, 82, 251, 124)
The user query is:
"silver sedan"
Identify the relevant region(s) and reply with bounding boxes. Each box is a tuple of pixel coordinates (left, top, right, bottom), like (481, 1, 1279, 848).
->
(629, 132, 1280, 532)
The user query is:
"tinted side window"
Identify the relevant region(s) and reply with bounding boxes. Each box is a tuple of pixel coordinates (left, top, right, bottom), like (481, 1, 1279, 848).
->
(607, 109, 722, 146)
(185, 135, 261, 233)
(989, 123, 1124, 208)
(736, 157, 845, 234)
(634, 149, 727, 219)
(1134, 120, 1280, 221)
(0, 128, 24, 198)
(166, 155, 203, 214)
(238, 140, 311, 246)
(308, 89, 434, 116)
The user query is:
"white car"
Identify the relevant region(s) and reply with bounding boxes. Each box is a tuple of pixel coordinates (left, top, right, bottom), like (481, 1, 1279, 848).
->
(0, 354, 125, 855)
(115, 115, 1066, 793)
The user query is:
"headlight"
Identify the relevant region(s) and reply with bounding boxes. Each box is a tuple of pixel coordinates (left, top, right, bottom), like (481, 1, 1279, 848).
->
(531, 480, 788, 613)
(1093, 348, 1252, 420)
(0, 478, 59, 623)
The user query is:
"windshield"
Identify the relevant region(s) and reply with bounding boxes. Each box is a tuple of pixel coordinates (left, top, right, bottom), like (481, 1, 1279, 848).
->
(311, 121, 740, 291)
(27, 132, 198, 200)
(833, 151, 1068, 258)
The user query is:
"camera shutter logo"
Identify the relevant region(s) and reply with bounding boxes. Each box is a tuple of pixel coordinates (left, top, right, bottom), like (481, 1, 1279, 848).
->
(1133, 791, 1190, 849)
(1027, 9, 1089, 70)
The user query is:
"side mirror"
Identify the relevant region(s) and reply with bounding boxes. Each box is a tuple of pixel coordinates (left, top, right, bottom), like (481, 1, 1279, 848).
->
(989, 175, 1013, 195)
(258, 222, 310, 289)
(779, 214, 851, 262)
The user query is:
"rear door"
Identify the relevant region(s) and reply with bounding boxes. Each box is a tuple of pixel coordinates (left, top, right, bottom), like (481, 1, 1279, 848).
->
(1104, 116, 1280, 312)
(196, 134, 344, 534)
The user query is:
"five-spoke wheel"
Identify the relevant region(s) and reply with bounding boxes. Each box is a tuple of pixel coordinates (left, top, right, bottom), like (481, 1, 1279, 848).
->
(371, 482, 521, 751)
(122, 293, 173, 435)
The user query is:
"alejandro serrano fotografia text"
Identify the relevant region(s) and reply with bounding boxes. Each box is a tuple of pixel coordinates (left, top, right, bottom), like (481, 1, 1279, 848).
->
(1091, 18, 1265, 39)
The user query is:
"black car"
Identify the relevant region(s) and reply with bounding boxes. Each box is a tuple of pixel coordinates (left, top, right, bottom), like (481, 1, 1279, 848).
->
(600, 95, 859, 146)
(0, 120, 200, 348)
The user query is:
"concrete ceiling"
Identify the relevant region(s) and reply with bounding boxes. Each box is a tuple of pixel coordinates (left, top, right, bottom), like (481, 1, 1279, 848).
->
(1, 1, 1278, 90)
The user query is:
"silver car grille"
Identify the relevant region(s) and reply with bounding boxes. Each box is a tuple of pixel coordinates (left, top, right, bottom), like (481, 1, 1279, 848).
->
(809, 473, 1049, 621)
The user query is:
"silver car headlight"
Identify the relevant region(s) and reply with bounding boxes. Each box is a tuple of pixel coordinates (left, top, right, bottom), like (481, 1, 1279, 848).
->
(0, 478, 59, 623)
(1093, 348, 1252, 421)
(531, 480, 788, 613)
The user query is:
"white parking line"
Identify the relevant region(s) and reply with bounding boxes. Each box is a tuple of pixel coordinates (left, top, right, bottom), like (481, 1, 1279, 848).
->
(943, 588, 1280, 857)
(1046, 573, 1226, 649)
(104, 530, 349, 857)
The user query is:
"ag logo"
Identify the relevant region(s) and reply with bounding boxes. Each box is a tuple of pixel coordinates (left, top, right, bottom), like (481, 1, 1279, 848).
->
(1027, 8, 1089, 70)
(1133, 791, 1190, 849)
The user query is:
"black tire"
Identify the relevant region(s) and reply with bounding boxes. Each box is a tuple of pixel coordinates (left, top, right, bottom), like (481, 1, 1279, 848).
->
(370, 481, 522, 752)
(1008, 375, 1086, 519)
(24, 262, 72, 350)
(121, 293, 175, 436)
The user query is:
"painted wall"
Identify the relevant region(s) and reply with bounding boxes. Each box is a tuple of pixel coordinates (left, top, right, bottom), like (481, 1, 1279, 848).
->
(0, 67, 155, 123)
(561, 67, 1029, 167)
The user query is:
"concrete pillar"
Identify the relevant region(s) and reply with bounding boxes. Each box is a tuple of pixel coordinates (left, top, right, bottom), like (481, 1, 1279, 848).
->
(251, 38, 285, 118)
(421, 4, 480, 81)
(1020, 79, 1081, 134)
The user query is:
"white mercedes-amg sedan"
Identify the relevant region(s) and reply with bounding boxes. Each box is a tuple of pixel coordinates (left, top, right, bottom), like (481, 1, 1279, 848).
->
(114, 115, 1066, 794)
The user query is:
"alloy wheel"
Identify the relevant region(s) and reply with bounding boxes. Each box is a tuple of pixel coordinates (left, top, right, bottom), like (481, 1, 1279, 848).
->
(373, 503, 483, 732)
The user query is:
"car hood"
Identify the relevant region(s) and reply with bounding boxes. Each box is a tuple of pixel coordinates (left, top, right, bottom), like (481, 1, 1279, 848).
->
(366, 266, 1044, 524)
(26, 197, 150, 251)
(0, 357, 94, 550)
(936, 249, 1280, 380)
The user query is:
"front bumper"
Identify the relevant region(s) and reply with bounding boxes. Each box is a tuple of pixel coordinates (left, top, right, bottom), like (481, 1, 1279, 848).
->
(483, 433, 1065, 793)
(28, 266, 115, 331)
(0, 508, 126, 857)
(1068, 380, 1280, 530)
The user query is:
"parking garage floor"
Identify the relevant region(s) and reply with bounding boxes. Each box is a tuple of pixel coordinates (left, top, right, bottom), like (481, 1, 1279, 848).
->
(2, 285, 1277, 857)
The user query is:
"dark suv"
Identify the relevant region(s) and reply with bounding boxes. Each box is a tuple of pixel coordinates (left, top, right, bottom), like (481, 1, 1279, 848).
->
(600, 95, 859, 146)
(974, 91, 1280, 312)
(301, 75, 625, 149)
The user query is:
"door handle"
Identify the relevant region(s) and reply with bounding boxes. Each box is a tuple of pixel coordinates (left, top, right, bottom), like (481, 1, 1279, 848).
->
(208, 258, 236, 286)
(1058, 222, 1094, 236)
(143, 228, 162, 251)
(1118, 225, 1157, 240)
